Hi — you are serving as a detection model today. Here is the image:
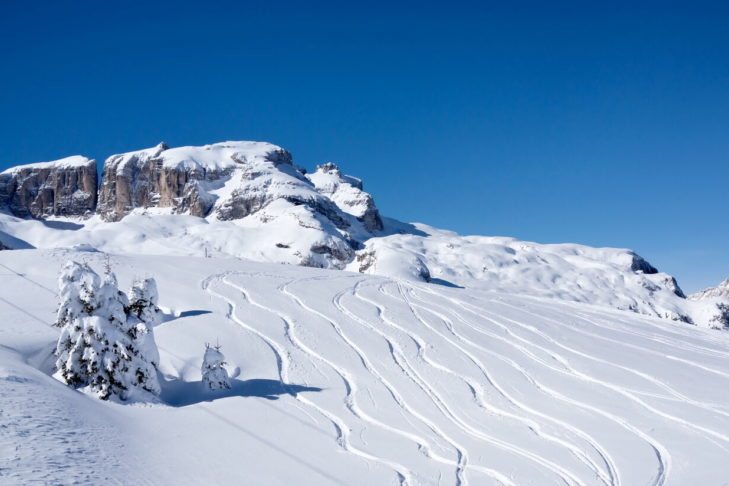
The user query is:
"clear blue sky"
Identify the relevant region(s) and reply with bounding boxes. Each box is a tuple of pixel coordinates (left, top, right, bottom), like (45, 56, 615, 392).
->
(1, 1, 727, 292)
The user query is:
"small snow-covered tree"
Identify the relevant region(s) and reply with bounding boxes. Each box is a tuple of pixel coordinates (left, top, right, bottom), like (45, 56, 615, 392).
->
(54, 261, 98, 328)
(54, 260, 161, 401)
(201, 343, 231, 391)
(126, 277, 162, 369)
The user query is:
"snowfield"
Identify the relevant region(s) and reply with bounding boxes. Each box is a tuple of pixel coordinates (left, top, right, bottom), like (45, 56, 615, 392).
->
(2, 249, 729, 485)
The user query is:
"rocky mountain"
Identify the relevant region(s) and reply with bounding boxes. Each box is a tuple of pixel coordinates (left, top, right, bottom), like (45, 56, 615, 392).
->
(98, 142, 317, 222)
(1, 141, 385, 269)
(688, 278, 729, 329)
(689, 278, 729, 301)
(0, 156, 97, 218)
(0, 139, 722, 328)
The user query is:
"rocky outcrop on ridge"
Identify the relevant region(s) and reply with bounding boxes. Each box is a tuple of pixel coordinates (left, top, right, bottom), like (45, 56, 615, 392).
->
(307, 162, 383, 232)
(95, 141, 370, 268)
(0, 156, 97, 218)
(97, 142, 351, 228)
(689, 278, 729, 301)
(688, 278, 729, 330)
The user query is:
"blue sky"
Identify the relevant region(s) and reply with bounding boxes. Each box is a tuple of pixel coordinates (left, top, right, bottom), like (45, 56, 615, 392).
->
(1, 1, 727, 292)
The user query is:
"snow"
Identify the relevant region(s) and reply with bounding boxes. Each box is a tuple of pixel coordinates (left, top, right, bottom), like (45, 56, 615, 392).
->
(0, 209, 721, 326)
(2, 249, 729, 484)
(160, 141, 286, 171)
(347, 222, 719, 327)
(0, 155, 93, 174)
(107, 141, 286, 175)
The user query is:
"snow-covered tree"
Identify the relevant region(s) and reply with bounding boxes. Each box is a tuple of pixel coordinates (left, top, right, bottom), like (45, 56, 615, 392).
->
(201, 343, 231, 391)
(126, 277, 162, 369)
(54, 260, 99, 328)
(54, 260, 161, 401)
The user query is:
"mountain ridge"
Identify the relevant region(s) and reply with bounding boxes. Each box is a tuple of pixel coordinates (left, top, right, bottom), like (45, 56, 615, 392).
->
(0, 140, 725, 329)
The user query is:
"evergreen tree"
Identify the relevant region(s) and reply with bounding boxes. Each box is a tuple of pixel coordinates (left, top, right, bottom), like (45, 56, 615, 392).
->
(201, 342, 231, 391)
(126, 277, 162, 368)
(54, 260, 161, 401)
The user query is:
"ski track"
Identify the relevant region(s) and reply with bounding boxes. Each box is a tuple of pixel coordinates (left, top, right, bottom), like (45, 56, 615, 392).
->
(280, 277, 473, 486)
(350, 280, 590, 486)
(204, 273, 414, 486)
(408, 283, 671, 486)
(382, 282, 618, 486)
(331, 280, 513, 486)
(484, 299, 729, 447)
(199, 270, 729, 486)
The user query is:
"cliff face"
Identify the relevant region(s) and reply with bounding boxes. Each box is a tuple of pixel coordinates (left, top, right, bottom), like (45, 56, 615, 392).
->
(97, 142, 222, 221)
(0, 156, 97, 218)
(94, 141, 360, 268)
(96, 141, 345, 224)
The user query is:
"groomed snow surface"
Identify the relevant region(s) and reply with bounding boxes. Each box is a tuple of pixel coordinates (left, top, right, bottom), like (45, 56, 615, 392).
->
(2, 250, 729, 485)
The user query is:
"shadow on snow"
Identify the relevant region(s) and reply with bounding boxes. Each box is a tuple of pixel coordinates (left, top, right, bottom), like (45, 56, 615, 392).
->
(159, 309, 213, 326)
(160, 377, 323, 406)
(429, 277, 464, 289)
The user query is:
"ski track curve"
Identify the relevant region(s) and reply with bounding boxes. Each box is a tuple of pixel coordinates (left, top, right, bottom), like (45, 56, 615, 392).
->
(204, 272, 412, 486)
(280, 276, 472, 486)
(408, 283, 671, 486)
(382, 281, 619, 486)
(330, 279, 512, 485)
(199, 269, 729, 486)
(349, 279, 586, 486)
(483, 299, 729, 448)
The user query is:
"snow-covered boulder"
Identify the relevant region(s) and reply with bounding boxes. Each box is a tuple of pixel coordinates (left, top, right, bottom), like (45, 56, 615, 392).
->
(0, 156, 97, 218)
(307, 162, 383, 232)
(350, 239, 432, 282)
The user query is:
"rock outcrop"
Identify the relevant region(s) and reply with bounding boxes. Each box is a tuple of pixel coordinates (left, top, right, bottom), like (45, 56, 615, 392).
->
(0, 156, 97, 218)
(689, 278, 729, 301)
(95, 141, 359, 268)
(307, 163, 383, 232)
(688, 278, 729, 329)
(97, 141, 347, 225)
(97, 142, 218, 221)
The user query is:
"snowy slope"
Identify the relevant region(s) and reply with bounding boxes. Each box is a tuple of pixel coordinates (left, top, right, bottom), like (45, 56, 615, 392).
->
(0, 210, 719, 327)
(3, 249, 729, 485)
(348, 222, 711, 325)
